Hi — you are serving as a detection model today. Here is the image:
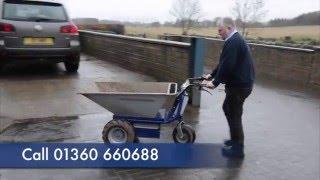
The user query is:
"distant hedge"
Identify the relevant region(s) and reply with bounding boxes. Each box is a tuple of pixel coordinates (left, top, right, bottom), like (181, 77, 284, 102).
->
(77, 24, 125, 35)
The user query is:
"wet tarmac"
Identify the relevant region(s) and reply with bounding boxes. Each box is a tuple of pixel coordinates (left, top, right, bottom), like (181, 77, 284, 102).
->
(0, 54, 319, 180)
(0, 54, 154, 132)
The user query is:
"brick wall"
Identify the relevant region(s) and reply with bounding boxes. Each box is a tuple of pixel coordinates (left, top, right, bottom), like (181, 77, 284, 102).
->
(79, 30, 191, 84)
(204, 38, 320, 88)
(80, 31, 319, 89)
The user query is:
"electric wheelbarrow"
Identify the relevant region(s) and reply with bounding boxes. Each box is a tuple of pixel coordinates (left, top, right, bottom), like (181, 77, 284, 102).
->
(80, 78, 211, 144)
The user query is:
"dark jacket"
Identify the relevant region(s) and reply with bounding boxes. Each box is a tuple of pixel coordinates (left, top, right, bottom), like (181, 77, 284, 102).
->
(211, 32, 255, 88)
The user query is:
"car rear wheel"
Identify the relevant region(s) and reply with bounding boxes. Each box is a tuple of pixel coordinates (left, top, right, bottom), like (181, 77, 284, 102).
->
(64, 56, 80, 73)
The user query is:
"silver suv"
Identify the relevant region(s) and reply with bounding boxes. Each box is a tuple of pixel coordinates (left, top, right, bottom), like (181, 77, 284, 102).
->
(0, 0, 80, 73)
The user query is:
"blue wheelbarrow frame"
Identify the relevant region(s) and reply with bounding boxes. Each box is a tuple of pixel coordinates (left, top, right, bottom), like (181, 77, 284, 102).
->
(113, 88, 188, 138)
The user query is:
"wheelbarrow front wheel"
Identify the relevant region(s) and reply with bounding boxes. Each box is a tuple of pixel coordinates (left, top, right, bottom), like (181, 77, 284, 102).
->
(172, 124, 196, 143)
(102, 120, 135, 143)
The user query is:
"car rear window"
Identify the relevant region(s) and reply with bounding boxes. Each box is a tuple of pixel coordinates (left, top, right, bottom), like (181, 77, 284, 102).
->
(3, 0, 68, 22)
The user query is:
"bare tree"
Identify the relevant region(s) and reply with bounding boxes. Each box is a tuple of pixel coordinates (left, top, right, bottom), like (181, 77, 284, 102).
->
(170, 0, 202, 35)
(231, 0, 268, 37)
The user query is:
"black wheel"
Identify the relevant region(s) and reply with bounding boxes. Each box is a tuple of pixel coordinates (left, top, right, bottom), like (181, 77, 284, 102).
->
(172, 124, 196, 143)
(102, 120, 135, 143)
(64, 56, 80, 73)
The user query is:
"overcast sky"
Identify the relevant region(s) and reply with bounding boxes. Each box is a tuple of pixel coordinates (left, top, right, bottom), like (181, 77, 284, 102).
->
(59, 0, 320, 22)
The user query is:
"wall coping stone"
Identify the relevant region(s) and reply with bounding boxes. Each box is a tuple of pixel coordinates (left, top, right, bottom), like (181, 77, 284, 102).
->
(79, 30, 191, 48)
(162, 34, 315, 53)
(204, 37, 315, 53)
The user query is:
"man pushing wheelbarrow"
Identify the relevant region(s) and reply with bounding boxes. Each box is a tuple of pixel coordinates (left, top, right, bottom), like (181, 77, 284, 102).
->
(81, 16, 254, 159)
(201, 17, 255, 158)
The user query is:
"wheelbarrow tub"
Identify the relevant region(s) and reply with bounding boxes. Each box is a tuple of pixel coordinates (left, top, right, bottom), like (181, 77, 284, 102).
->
(81, 82, 178, 118)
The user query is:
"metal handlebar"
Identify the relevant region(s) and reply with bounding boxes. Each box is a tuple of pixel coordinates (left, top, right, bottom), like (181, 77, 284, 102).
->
(185, 77, 213, 95)
(188, 77, 206, 81)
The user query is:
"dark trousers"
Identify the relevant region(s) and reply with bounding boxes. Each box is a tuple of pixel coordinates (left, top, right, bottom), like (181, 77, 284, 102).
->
(223, 86, 252, 145)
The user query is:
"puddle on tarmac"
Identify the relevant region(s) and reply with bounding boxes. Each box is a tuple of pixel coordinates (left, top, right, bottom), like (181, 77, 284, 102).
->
(0, 114, 111, 143)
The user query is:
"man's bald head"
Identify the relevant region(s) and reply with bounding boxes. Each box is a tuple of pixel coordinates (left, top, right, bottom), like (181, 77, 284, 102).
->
(217, 17, 237, 40)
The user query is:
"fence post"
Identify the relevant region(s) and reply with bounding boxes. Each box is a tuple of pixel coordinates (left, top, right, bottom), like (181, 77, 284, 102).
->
(190, 38, 205, 107)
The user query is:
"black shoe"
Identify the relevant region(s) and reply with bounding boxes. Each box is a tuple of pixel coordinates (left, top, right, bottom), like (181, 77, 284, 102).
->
(223, 139, 234, 146)
(222, 143, 245, 159)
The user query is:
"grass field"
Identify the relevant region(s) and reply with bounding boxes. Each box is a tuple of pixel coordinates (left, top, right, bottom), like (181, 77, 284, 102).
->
(125, 25, 320, 42)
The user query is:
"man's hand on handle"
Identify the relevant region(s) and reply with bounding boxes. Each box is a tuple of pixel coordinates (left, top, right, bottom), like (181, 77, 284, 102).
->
(201, 80, 216, 89)
(200, 74, 216, 89)
(202, 74, 212, 80)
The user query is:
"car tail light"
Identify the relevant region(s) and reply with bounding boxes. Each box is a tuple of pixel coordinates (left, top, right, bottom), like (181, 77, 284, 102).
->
(60, 24, 78, 35)
(0, 23, 15, 32)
